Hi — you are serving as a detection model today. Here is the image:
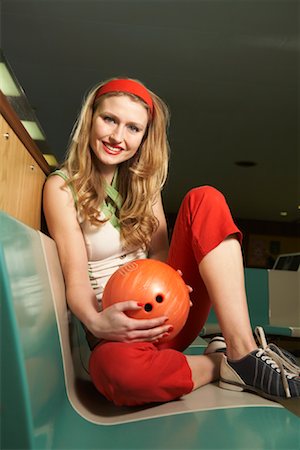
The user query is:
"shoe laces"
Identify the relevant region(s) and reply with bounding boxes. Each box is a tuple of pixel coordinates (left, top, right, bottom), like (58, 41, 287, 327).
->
(255, 326, 299, 398)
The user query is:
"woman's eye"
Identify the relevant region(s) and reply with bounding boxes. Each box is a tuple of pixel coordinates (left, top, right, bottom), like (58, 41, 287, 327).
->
(103, 116, 115, 123)
(128, 125, 139, 133)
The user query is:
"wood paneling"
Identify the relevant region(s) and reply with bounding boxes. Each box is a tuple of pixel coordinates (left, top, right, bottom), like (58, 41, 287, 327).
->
(0, 91, 50, 229)
(0, 115, 46, 229)
(0, 91, 50, 174)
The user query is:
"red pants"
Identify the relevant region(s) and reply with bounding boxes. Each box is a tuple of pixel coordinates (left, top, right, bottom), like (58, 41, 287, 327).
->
(89, 186, 242, 406)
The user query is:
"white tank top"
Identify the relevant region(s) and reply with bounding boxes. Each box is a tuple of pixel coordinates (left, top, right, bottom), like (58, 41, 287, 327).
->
(50, 170, 147, 309)
(82, 215, 147, 305)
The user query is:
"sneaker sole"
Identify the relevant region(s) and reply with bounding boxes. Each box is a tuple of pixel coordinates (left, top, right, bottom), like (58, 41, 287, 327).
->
(219, 378, 300, 402)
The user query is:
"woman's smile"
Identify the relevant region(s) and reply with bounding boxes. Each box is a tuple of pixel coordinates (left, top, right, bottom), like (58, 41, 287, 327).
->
(102, 142, 124, 155)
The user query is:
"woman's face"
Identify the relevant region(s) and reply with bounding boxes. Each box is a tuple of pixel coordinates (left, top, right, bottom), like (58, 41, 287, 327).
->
(89, 95, 149, 179)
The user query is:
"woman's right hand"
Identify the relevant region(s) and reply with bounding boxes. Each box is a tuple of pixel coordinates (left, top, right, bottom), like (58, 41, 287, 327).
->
(87, 301, 173, 343)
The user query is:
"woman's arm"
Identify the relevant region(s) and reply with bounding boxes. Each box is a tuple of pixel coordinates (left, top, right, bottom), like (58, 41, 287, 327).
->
(148, 193, 169, 262)
(43, 176, 171, 342)
(43, 175, 100, 326)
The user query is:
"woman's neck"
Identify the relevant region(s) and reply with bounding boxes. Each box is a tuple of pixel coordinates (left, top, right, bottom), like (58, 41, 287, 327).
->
(96, 162, 117, 185)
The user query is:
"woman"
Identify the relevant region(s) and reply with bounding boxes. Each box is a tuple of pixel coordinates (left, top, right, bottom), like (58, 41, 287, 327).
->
(43, 78, 299, 406)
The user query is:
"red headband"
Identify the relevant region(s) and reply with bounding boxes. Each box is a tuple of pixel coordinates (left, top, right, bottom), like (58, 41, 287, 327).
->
(94, 79, 154, 114)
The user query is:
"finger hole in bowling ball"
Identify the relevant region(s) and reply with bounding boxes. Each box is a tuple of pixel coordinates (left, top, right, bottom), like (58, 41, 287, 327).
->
(144, 303, 153, 312)
(155, 295, 164, 303)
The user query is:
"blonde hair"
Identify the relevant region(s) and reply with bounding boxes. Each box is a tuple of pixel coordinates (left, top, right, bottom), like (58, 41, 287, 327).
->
(62, 78, 170, 250)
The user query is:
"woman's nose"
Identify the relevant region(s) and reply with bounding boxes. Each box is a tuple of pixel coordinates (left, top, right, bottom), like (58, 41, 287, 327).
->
(110, 125, 124, 142)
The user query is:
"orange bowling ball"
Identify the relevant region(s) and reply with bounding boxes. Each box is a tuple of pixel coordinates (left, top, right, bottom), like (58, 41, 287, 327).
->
(102, 259, 191, 343)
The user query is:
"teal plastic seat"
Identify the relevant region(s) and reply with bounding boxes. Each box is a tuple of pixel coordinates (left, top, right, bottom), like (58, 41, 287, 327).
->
(1, 211, 299, 450)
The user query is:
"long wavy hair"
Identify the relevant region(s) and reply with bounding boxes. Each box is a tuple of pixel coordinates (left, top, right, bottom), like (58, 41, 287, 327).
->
(61, 78, 170, 251)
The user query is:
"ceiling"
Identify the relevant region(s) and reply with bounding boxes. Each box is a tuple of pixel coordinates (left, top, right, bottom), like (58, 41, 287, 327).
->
(1, 0, 299, 222)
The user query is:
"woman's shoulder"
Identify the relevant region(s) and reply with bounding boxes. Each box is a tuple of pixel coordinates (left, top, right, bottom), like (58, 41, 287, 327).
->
(45, 169, 78, 206)
(44, 171, 68, 195)
(47, 168, 69, 182)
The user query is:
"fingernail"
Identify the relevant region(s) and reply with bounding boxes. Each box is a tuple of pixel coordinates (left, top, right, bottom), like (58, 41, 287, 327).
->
(168, 326, 174, 332)
(164, 317, 169, 322)
(163, 333, 169, 338)
(137, 303, 144, 307)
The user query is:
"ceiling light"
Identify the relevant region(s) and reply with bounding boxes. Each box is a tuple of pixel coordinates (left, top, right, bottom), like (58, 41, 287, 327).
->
(0, 62, 21, 96)
(21, 120, 46, 141)
(280, 211, 288, 217)
(43, 154, 58, 167)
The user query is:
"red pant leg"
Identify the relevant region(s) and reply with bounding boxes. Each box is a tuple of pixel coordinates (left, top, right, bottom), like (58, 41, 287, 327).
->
(89, 341, 193, 406)
(162, 186, 242, 352)
(89, 186, 242, 406)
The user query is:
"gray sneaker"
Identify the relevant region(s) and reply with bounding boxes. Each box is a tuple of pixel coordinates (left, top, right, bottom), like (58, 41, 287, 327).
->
(219, 327, 300, 400)
(254, 326, 300, 375)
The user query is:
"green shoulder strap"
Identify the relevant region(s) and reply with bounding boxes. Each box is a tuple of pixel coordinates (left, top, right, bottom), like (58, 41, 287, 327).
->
(101, 169, 123, 230)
